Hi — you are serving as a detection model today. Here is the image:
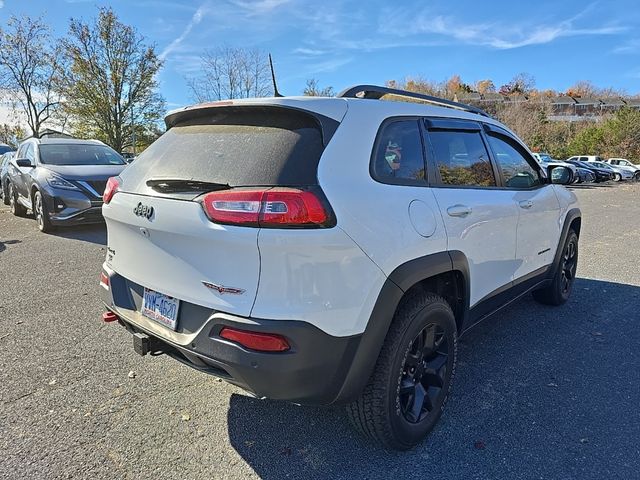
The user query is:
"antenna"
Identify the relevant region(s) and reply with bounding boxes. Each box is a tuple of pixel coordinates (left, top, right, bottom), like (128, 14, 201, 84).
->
(269, 53, 283, 98)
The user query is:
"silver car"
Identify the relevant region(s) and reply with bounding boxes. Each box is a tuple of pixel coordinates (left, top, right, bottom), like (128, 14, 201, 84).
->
(588, 161, 634, 181)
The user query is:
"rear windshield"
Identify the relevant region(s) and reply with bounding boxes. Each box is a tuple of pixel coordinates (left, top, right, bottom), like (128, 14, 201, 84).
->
(39, 144, 125, 166)
(121, 107, 329, 191)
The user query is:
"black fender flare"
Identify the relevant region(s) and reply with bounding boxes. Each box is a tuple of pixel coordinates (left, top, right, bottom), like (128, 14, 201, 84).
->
(332, 250, 470, 404)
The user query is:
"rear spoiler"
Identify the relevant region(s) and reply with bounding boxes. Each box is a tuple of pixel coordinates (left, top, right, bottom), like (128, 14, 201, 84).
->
(163, 103, 340, 147)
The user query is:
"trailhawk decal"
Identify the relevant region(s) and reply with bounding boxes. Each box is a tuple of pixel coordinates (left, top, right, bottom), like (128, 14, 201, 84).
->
(202, 281, 245, 295)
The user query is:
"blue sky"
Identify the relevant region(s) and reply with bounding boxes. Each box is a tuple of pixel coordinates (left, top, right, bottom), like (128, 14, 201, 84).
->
(1, 0, 639, 109)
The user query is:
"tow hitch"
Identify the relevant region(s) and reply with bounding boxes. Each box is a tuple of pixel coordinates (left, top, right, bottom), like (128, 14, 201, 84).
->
(133, 332, 164, 356)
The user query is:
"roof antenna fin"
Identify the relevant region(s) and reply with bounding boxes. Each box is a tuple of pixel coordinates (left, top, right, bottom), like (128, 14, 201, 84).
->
(269, 53, 283, 98)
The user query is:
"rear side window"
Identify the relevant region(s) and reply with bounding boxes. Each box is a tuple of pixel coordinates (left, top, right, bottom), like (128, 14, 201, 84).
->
(122, 107, 330, 192)
(371, 120, 426, 184)
(429, 130, 496, 187)
(486, 134, 541, 189)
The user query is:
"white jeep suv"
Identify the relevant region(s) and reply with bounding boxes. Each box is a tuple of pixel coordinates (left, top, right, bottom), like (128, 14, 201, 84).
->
(99, 85, 581, 450)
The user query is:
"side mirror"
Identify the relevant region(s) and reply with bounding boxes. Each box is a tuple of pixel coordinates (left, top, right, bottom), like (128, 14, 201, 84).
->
(547, 165, 573, 185)
(16, 158, 34, 168)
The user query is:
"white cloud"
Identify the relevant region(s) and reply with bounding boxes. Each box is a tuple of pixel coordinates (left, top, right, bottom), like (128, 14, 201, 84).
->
(229, 0, 293, 14)
(159, 3, 209, 61)
(613, 39, 640, 54)
(292, 47, 327, 56)
(379, 5, 626, 50)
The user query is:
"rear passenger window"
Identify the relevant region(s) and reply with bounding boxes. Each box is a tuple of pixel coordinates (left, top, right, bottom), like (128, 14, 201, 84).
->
(487, 134, 541, 189)
(372, 120, 426, 184)
(429, 130, 496, 187)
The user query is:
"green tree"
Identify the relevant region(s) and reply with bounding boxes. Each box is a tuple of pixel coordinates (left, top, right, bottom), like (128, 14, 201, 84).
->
(57, 7, 164, 152)
(0, 123, 26, 147)
(0, 16, 63, 137)
(566, 125, 605, 156)
(601, 107, 640, 159)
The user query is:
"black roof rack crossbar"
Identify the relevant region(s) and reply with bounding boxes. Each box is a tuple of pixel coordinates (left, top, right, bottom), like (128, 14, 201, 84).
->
(337, 84, 491, 118)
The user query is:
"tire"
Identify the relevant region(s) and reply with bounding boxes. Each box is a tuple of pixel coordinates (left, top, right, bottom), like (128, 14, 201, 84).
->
(533, 230, 578, 306)
(8, 183, 26, 217)
(1, 181, 8, 206)
(613, 173, 621, 182)
(346, 293, 457, 450)
(634, 172, 640, 182)
(33, 190, 54, 233)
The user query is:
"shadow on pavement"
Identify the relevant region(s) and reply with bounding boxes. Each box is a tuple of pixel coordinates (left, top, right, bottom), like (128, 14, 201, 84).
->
(54, 224, 107, 246)
(227, 278, 640, 480)
(568, 183, 617, 190)
(0, 238, 21, 253)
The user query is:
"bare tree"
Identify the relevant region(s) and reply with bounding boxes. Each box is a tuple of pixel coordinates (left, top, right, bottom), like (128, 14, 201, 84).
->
(303, 78, 334, 97)
(188, 47, 272, 102)
(0, 16, 63, 138)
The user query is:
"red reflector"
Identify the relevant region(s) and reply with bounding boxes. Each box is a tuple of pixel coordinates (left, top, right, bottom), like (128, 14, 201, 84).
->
(102, 311, 119, 323)
(100, 272, 109, 287)
(201, 188, 329, 227)
(103, 176, 121, 204)
(219, 327, 290, 352)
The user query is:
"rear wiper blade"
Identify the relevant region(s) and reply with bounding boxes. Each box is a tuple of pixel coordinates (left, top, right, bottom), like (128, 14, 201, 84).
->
(146, 178, 231, 193)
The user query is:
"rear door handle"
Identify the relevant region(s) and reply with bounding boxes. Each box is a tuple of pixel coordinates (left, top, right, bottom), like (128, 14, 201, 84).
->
(518, 200, 534, 209)
(447, 204, 472, 217)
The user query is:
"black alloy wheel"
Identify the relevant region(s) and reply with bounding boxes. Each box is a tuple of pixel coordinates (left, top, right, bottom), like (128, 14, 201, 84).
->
(533, 230, 579, 306)
(559, 234, 578, 296)
(399, 323, 449, 424)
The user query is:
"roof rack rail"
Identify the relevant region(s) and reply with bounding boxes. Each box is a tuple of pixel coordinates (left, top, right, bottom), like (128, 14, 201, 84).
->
(337, 84, 491, 118)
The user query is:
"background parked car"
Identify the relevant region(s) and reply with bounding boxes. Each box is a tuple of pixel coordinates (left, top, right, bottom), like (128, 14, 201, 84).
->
(121, 152, 136, 163)
(0, 143, 14, 155)
(605, 158, 640, 181)
(574, 167, 596, 183)
(587, 160, 633, 181)
(1, 151, 15, 205)
(567, 155, 606, 163)
(7, 138, 127, 232)
(532, 153, 579, 182)
(565, 159, 614, 182)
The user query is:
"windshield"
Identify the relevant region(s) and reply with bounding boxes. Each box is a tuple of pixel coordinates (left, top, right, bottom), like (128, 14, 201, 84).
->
(592, 162, 611, 169)
(577, 161, 598, 169)
(538, 153, 553, 163)
(39, 144, 125, 166)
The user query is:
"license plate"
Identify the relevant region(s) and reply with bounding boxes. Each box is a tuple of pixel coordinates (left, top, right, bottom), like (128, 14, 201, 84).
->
(141, 288, 180, 330)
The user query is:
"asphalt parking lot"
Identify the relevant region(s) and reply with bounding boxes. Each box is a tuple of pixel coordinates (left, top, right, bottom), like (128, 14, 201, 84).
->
(1, 182, 639, 480)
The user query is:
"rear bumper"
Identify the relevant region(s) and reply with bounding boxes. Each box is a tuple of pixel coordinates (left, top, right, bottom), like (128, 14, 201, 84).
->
(100, 267, 363, 405)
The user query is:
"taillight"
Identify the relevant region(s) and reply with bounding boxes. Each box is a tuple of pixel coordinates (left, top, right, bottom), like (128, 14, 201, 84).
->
(103, 176, 121, 204)
(219, 327, 290, 352)
(99, 272, 109, 289)
(201, 188, 332, 228)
